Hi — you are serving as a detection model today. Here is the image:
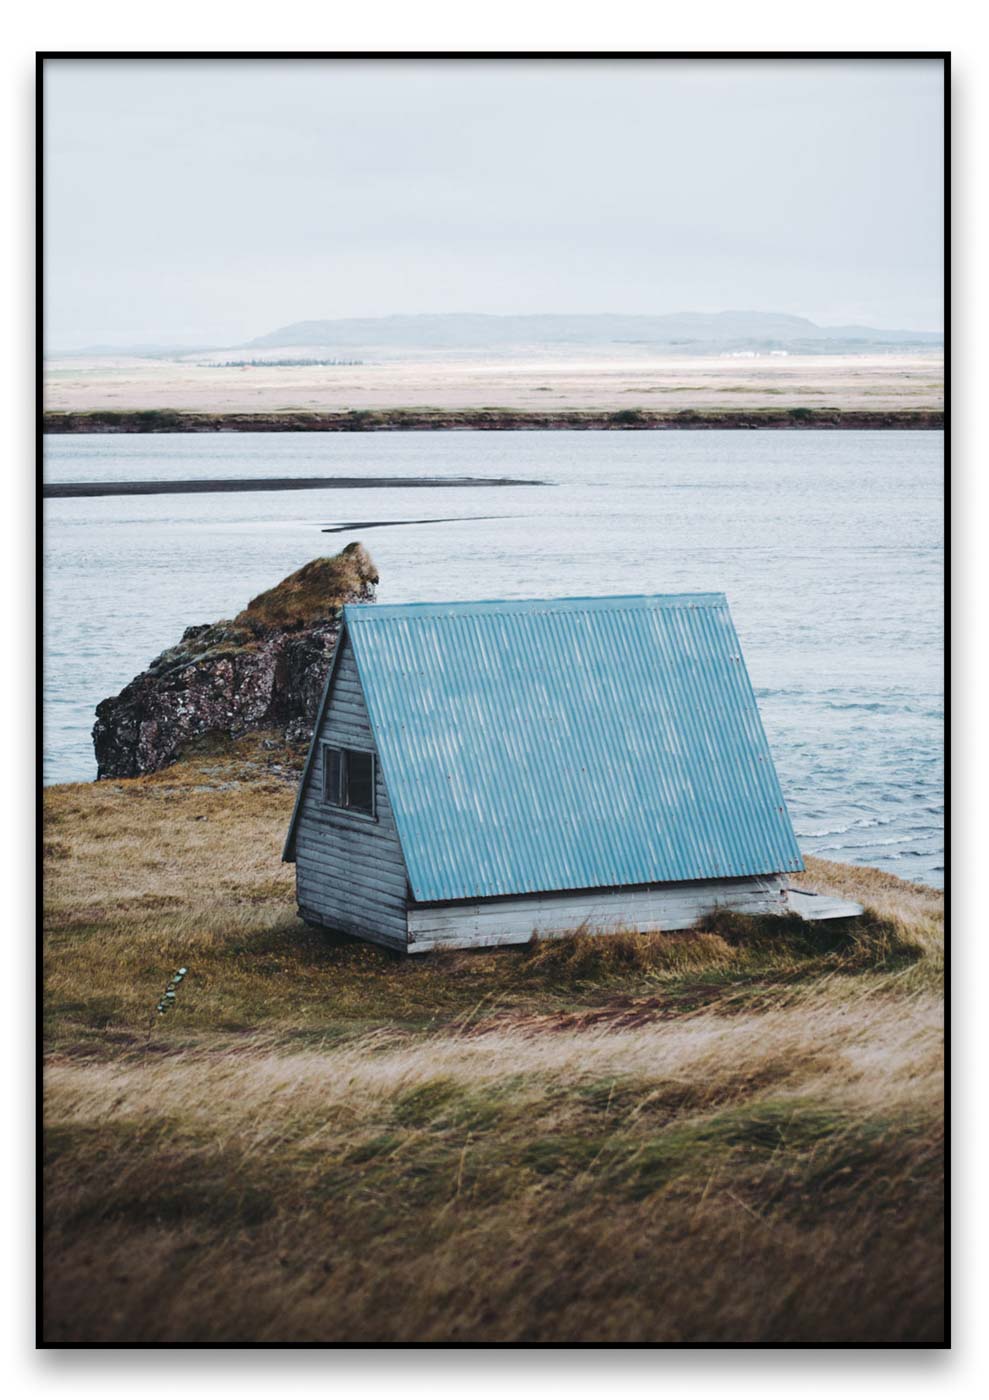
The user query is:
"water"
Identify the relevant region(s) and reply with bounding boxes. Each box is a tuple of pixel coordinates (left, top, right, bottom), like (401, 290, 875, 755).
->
(43, 431, 944, 887)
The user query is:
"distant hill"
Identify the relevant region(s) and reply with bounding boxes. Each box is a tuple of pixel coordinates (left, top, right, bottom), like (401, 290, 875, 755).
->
(246, 311, 943, 356)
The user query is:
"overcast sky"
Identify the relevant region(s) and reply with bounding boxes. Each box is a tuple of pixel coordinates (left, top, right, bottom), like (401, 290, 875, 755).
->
(43, 58, 944, 350)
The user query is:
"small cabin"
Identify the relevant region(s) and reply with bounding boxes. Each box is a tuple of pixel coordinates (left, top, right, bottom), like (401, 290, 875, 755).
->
(283, 593, 851, 954)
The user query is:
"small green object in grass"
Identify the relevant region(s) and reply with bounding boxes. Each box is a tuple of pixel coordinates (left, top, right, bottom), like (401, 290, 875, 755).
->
(146, 967, 189, 1047)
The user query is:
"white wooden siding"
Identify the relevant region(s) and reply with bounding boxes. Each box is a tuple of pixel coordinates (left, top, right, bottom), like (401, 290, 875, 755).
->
(406, 875, 787, 953)
(293, 636, 409, 950)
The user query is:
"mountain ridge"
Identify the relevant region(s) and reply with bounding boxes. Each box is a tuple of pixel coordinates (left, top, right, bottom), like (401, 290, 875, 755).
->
(247, 310, 943, 351)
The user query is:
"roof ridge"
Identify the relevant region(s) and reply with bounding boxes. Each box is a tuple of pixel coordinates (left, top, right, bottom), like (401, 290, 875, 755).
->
(344, 591, 728, 620)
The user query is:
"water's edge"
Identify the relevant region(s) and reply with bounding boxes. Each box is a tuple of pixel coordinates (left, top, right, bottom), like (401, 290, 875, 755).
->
(43, 408, 944, 434)
(43, 430, 944, 886)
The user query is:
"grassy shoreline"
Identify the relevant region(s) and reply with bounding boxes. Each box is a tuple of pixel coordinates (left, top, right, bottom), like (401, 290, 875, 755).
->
(43, 735, 944, 1344)
(43, 406, 945, 434)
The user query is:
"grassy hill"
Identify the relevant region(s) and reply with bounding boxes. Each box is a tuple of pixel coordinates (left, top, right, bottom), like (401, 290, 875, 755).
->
(43, 735, 944, 1345)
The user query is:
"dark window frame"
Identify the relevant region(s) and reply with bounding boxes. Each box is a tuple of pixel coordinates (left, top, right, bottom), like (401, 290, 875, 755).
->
(321, 743, 377, 820)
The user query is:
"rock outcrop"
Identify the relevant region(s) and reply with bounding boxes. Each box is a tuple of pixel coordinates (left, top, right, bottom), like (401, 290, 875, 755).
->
(92, 544, 378, 779)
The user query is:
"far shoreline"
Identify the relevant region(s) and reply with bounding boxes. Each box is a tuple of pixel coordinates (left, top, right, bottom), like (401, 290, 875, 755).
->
(42, 407, 945, 434)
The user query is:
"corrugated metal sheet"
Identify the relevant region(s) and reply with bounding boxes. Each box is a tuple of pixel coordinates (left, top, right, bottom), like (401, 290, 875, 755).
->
(337, 593, 804, 903)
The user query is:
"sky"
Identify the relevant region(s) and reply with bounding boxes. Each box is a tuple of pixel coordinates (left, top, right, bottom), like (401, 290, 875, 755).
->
(43, 58, 945, 350)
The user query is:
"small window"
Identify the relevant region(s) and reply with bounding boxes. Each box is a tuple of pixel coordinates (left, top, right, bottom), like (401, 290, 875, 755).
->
(322, 744, 376, 818)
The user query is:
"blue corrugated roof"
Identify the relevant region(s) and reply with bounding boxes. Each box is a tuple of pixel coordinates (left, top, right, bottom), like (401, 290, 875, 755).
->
(331, 592, 804, 903)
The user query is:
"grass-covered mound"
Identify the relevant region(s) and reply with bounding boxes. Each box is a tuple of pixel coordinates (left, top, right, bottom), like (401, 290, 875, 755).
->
(235, 545, 378, 631)
(43, 736, 944, 1344)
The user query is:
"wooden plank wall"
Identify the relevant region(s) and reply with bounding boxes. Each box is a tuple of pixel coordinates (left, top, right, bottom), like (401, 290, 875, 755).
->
(294, 636, 409, 951)
(406, 875, 786, 953)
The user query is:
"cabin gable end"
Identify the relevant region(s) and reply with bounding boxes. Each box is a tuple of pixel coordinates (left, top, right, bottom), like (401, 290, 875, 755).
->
(288, 629, 409, 951)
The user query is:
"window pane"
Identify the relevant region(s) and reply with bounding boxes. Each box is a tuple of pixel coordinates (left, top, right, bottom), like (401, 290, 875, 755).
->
(346, 750, 374, 815)
(323, 747, 342, 805)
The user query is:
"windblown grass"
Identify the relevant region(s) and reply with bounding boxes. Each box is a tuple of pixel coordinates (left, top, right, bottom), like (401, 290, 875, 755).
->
(42, 736, 944, 1344)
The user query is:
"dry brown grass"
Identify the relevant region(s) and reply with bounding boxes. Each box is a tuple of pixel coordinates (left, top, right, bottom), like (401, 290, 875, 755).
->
(235, 545, 378, 630)
(42, 738, 945, 1344)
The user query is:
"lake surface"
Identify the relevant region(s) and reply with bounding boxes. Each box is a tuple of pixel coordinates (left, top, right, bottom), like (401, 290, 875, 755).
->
(43, 431, 944, 887)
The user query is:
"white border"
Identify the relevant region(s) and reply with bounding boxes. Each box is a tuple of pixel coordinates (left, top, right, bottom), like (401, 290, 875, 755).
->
(6, 9, 973, 1390)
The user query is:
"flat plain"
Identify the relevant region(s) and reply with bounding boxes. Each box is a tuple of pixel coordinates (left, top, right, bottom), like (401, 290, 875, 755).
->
(44, 351, 944, 415)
